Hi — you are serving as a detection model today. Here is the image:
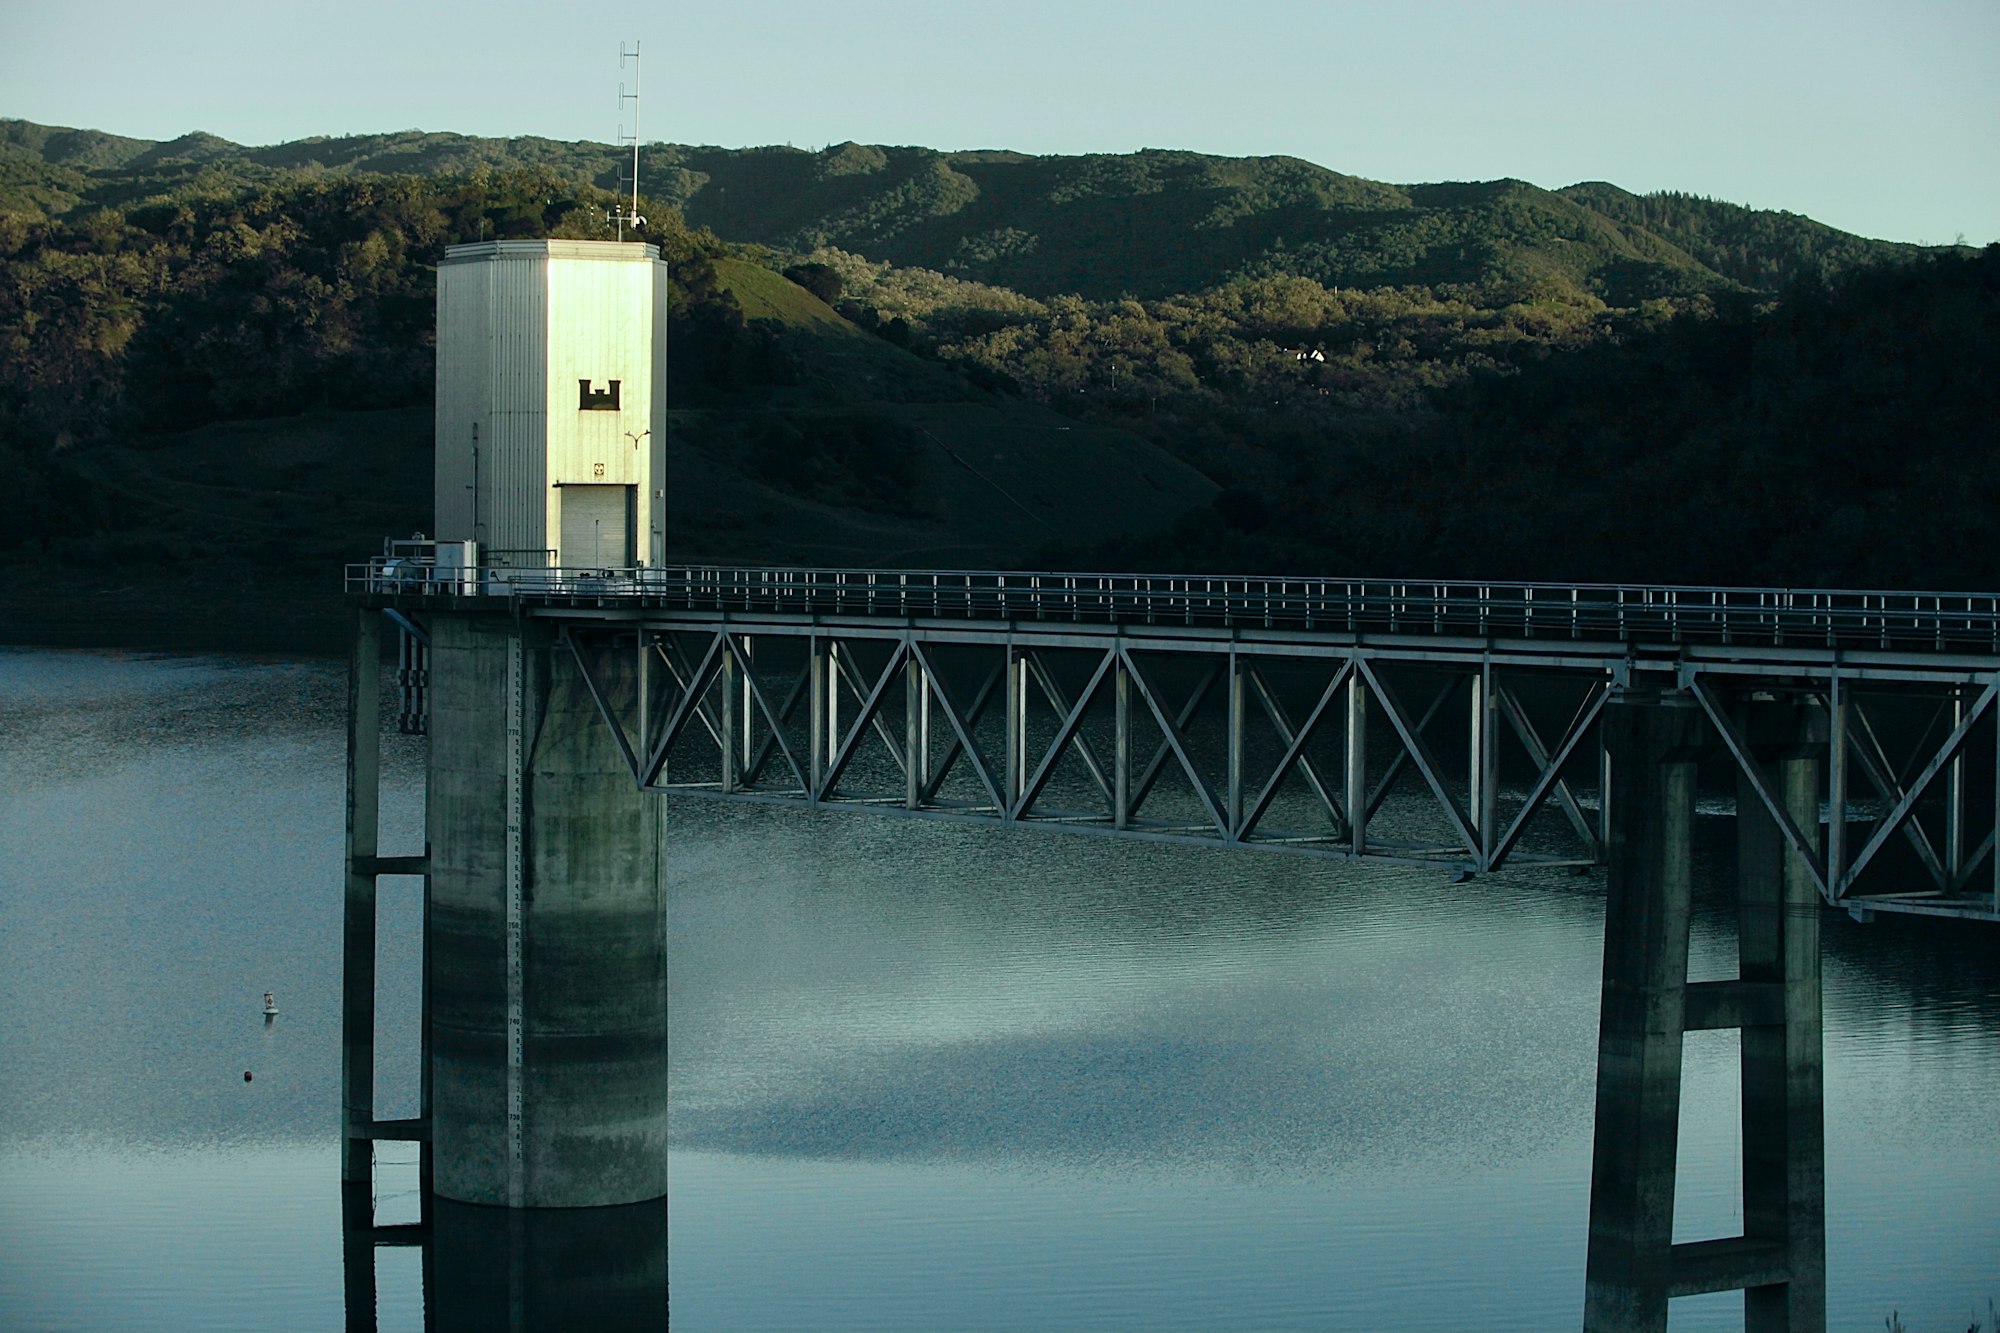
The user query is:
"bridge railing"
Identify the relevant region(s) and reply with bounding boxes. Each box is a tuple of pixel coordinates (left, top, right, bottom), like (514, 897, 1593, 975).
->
(348, 560, 671, 599)
(657, 567, 2000, 650)
(346, 560, 2000, 650)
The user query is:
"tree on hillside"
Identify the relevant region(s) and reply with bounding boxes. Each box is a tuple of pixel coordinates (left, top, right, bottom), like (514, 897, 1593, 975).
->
(781, 261, 841, 304)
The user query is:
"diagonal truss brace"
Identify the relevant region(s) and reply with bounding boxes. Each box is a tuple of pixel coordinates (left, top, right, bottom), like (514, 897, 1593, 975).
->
(1014, 648, 1119, 820)
(831, 643, 910, 782)
(910, 641, 1009, 812)
(1493, 680, 1605, 860)
(917, 660, 1005, 805)
(1838, 680, 1997, 899)
(1237, 660, 1356, 842)
(1245, 663, 1350, 839)
(1363, 679, 1459, 828)
(644, 630, 724, 786)
(1120, 648, 1230, 836)
(736, 650, 812, 795)
(1689, 675, 1831, 899)
(1845, 699, 1951, 891)
(1024, 654, 1116, 809)
(821, 642, 912, 797)
(1490, 680, 1610, 869)
(1128, 662, 1224, 823)
(740, 659, 813, 790)
(558, 630, 653, 790)
(1357, 658, 1481, 859)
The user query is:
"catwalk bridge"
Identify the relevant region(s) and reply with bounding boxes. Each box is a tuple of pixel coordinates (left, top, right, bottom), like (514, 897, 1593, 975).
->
(358, 559, 2000, 924)
(347, 556, 2000, 1333)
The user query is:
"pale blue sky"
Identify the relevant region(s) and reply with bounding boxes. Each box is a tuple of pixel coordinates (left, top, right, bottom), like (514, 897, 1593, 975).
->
(3, 0, 1994, 245)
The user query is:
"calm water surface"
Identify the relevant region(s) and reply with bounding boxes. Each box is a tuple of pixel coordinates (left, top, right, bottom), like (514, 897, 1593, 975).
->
(1, 648, 1995, 1330)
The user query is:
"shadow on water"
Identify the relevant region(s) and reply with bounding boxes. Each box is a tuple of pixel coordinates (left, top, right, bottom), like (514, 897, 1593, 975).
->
(342, 1196, 667, 1333)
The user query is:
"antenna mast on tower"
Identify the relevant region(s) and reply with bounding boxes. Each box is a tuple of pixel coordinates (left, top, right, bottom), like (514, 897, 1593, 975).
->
(615, 41, 645, 240)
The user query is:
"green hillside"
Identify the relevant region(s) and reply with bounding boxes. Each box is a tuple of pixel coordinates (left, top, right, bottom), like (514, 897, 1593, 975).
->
(0, 118, 1987, 652)
(0, 241, 1214, 650)
(666, 258, 1216, 566)
(658, 147, 1722, 302)
(1556, 183, 1938, 290)
(2, 119, 1946, 305)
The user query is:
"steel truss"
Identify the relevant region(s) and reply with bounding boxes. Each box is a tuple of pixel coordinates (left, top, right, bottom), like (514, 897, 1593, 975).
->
(520, 610, 2000, 922)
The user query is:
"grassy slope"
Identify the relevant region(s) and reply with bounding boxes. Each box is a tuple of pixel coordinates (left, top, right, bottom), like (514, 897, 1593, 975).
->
(670, 260, 1216, 566)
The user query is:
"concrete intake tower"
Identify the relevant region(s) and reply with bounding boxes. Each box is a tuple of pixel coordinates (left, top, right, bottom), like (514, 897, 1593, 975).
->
(345, 238, 669, 1214)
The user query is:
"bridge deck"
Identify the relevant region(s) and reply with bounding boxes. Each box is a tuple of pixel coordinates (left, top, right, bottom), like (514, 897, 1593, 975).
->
(351, 561, 2000, 922)
(351, 562, 2000, 655)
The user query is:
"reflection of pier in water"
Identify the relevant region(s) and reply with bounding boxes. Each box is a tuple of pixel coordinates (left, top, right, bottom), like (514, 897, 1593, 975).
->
(342, 1191, 667, 1333)
(349, 563, 2000, 1332)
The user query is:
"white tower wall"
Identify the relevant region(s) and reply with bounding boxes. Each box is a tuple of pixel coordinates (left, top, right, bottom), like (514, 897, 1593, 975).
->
(435, 239, 667, 568)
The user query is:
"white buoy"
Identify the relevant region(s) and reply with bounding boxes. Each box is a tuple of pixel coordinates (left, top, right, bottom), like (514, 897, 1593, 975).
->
(263, 991, 279, 1017)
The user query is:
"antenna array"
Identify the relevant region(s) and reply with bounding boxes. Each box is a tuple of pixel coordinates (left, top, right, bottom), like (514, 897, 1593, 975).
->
(615, 42, 646, 240)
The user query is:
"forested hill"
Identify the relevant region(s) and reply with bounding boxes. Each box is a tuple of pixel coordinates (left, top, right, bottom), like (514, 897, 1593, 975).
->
(1, 117, 1991, 650)
(655, 146, 1948, 304)
(2, 120, 1945, 303)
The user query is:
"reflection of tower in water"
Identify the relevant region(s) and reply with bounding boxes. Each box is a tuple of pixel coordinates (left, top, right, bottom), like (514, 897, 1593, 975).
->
(343, 1196, 668, 1333)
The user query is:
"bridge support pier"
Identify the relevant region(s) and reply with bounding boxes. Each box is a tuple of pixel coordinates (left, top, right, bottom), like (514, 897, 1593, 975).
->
(428, 612, 667, 1208)
(1584, 692, 1825, 1333)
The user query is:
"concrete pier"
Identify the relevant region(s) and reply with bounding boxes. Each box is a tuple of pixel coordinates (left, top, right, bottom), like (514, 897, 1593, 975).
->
(1734, 700, 1827, 1331)
(342, 608, 383, 1188)
(1583, 692, 1705, 1330)
(428, 612, 667, 1207)
(1583, 691, 1826, 1332)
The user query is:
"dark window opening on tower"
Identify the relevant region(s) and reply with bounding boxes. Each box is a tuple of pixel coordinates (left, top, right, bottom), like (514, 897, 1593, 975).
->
(579, 379, 622, 411)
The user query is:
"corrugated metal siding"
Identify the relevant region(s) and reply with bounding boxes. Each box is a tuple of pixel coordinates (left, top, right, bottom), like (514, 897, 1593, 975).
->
(433, 260, 484, 541)
(650, 259, 670, 565)
(489, 252, 550, 560)
(436, 240, 663, 566)
(437, 245, 550, 559)
(545, 256, 648, 489)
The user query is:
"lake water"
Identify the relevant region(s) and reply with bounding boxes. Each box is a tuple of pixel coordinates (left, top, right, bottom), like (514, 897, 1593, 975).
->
(1, 648, 1995, 1331)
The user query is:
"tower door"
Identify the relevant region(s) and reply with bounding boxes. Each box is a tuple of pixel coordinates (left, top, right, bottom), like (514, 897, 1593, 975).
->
(559, 484, 634, 568)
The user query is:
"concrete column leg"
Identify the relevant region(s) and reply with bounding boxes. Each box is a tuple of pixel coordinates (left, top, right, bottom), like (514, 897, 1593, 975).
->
(1583, 693, 1705, 1333)
(1738, 708, 1826, 1332)
(343, 607, 382, 1188)
(525, 632, 665, 1207)
(430, 617, 667, 1208)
